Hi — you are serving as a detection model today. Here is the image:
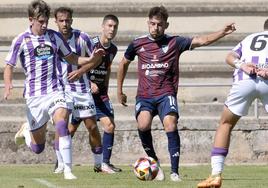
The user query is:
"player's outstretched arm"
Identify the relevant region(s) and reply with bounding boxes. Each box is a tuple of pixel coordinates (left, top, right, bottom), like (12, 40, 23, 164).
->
(191, 22, 236, 49)
(117, 57, 131, 106)
(64, 48, 105, 67)
(3, 64, 14, 100)
(66, 48, 105, 81)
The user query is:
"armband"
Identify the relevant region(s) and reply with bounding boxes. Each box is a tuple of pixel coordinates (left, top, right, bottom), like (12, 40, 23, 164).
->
(233, 59, 243, 69)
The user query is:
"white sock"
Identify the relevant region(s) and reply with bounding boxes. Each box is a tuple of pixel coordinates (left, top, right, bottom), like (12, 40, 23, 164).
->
(93, 153, 103, 165)
(55, 149, 64, 167)
(59, 135, 72, 173)
(211, 155, 225, 175)
(23, 127, 31, 148)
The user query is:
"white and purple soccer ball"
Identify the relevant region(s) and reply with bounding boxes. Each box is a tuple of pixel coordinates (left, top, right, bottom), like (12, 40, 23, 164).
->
(133, 156, 159, 181)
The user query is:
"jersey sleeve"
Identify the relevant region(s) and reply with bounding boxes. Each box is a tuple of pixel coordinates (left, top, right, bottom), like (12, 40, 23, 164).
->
(55, 32, 72, 57)
(232, 42, 242, 58)
(81, 32, 94, 56)
(176, 36, 193, 53)
(124, 42, 136, 61)
(5, 35, 24, 67)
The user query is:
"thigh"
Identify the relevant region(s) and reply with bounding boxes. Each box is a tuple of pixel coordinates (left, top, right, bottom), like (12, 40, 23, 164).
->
(26, 96, 50, 131)
(135, 97, 155, 130)
(157, 95, 179, 122)
(47, 91, 68, 119)
(72, 92, 96, 119)
(257, 79, 268, 112)
(95, 99, 114, 121)
(225, 79, 256, 116)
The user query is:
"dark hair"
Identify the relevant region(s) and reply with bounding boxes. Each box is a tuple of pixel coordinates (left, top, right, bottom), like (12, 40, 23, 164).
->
(54, 7, 73, 19)
(264, 19, 268, 30)
(103, 14, 119, 24)
(28, 0, 50, 18)
(148, 6, 168, 21)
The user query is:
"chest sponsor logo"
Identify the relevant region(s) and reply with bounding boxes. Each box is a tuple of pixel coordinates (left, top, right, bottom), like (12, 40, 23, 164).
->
(90, 69, 108, 75)
(34, 44, 53, 60)
(141, 62, 169, 69)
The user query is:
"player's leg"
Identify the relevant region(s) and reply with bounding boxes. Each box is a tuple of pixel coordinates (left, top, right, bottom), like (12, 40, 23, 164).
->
(99, 116, 122, 173)
(82, 117, 103, 172)
(96, 99, 121, 173)
(15, 96, 49, 154)
(159, 95, 181, 182)
(53, 107, 76, 179)
(197, 107, 240, 188)
(162, 113, 181, 182)
(198, 80, 255, 187)
(54, 115, 81, 173)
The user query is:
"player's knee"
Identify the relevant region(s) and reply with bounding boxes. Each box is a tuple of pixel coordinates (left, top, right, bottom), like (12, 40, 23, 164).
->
(30, 143, 45, 154)
(55, 120, 69, 137)
(105, 123, 115, 133)
(91, 146, 102, 154)
(68, 125, 77, 135)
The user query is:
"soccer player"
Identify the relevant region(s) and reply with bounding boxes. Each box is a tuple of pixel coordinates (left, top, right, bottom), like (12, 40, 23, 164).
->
(53, 7, 103, 174)
(117, 6, 236, 182)
(4, 0, 104, 180)
(197, 20, 268, 188)
(70, 14, 122, 173)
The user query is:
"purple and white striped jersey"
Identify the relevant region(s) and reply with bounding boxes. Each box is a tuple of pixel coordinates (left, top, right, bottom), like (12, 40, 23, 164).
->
(232, 31, 268, 82)
(57, 29, 94, 93)
(124, 34, 192, 98)
(5, 28, 72, 98)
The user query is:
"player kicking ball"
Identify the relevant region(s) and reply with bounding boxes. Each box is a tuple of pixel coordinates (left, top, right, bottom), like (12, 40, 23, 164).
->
(117, 5, 236, 182)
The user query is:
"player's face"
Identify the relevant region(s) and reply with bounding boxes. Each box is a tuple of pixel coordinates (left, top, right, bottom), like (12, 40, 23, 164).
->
(147, 16, 168, 39)
(30, 15, 49, 36)
(55, 12, 73, 36)
(102, 19, 118, 40)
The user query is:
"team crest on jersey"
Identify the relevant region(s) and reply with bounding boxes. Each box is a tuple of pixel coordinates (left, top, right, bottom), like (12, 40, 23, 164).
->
(34, 44, 53, 60)
(25, 37, 31, 43)
(161, 45, 169, 53)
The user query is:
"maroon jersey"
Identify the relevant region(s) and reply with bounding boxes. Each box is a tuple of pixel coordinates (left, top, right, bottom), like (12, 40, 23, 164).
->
(124, 34, 192, 98)
(87, 36, 118, 101)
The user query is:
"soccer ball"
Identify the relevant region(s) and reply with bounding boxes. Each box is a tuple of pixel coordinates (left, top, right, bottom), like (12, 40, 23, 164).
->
(133, 156, 159, 181)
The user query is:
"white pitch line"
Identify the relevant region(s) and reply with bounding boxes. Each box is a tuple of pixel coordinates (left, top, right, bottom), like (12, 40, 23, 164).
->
(33, 178, 58, 188)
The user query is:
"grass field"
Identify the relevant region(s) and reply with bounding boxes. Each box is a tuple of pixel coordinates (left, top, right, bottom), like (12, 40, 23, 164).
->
(0, 164, 268, 188)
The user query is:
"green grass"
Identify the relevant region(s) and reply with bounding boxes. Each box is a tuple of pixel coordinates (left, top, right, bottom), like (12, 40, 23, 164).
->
(0, 165, 268, 188)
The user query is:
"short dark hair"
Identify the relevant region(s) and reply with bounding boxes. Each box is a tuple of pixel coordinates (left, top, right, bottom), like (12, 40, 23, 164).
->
(28, 0, 50, 18)
(264, 19, 268, 30)
(54, 7, 73, 19)
(103, 14, 119, 24)
(148, 6, 168, 22)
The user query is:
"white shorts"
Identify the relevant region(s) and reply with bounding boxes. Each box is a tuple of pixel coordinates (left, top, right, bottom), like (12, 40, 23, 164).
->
(26, 91, 68, 131)
(65, 91, 96, 119)
(225, 79, 268, 116)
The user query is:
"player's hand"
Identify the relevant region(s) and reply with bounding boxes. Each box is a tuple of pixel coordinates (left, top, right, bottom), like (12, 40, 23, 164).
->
(67, 69, 83, 82)
(118, 92, 128, 107)
(240, 63, 257, 75)
(256, 68, 268, 79)
(90, 82, 99, 94)
(4, 83, 13, 100)
(222, 22, 236, 35)
(92, 48, 105, 59)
